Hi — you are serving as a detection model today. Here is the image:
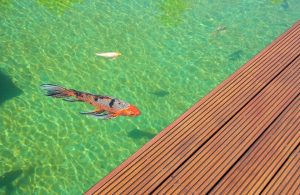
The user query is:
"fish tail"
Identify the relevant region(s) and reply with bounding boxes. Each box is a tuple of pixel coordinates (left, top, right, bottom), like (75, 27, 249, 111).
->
(40, 84, 75, 98)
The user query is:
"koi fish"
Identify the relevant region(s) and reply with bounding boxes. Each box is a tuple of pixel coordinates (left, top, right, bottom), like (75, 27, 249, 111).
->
(96, 52, 122, 59)
(40, 84, 141, 120)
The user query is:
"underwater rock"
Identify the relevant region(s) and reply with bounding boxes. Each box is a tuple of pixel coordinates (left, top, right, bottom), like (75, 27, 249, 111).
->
(0, 70, 22, 105)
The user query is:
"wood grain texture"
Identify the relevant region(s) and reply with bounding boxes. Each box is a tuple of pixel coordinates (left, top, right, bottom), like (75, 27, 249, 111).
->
(261, 145, 300, 195)
(210, 96, 299, 194)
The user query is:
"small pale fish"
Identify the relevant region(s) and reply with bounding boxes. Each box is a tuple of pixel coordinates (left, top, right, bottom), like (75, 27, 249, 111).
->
(96, 52, 122, 59)
(211, 25, 227, 37)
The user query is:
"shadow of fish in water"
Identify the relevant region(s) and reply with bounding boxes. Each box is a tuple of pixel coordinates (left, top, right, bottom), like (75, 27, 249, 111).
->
(229, 50, 244, 61)
(151, 90, 170, 97)
(281, 0, 289, 10)
(271, 0, 289, 10)
(128, 129, 156, 140)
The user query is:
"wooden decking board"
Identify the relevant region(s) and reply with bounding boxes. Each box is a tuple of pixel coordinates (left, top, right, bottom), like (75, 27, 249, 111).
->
(281, 153, 299, 194)
(113, 27, 300, 194)
(261, 145, 300, 194)
(239, 106, 299, 194)
(218, 103, 299, 194)
(284, 169, 300, 194)
(85, 21, 300, 195)
(210, 95, 299, 194)
(155, 55, 300, 194)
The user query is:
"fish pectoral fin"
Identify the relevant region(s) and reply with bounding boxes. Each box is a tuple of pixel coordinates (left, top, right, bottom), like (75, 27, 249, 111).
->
(94, 113, 117, 120)
(80, 110, 105, 115)
(63, 97, 82, 102)
(80, 110, 117, 120)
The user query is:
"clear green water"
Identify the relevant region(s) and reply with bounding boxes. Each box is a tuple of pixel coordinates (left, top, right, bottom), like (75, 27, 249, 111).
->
(0, 0, 299, 194)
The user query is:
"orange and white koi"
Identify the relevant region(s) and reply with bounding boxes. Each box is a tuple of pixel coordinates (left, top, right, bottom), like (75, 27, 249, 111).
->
(96, 52, 122, 59)
(41, 84, 141, 120)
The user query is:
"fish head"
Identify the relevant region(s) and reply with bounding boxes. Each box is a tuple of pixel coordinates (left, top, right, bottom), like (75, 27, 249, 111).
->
(124, 105, 141, 117)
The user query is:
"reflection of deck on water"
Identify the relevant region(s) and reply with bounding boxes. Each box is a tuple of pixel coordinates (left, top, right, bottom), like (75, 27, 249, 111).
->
(86, 21, 300, 194)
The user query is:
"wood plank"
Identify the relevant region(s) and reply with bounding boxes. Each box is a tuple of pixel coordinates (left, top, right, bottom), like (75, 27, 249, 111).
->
(154, 54, 300, 194)
(85, 20, 300, 195)
(209, 95, 299, 194)
(261, 145, 300, 195)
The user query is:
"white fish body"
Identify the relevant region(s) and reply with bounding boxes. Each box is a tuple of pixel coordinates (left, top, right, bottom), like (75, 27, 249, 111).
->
(96, 52, 121, 58)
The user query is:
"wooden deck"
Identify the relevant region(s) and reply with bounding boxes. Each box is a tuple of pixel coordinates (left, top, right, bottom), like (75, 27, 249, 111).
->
(85, 21, 300, 195)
